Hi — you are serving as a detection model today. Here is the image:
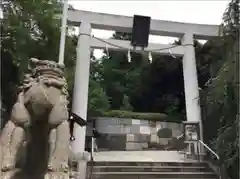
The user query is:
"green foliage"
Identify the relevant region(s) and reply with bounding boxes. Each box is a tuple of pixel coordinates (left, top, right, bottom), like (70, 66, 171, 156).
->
(200, 1, 239, 178)
(1, 0, 62, 72)
(1, 0, 63, 115)
(201, 48, 238, 179)
(87, 57, 110, 116)
(88, 79, 110, 117)
(98, 33, 220, 122)
(102, 110, 175, 122)
(100, 32, 187, 118)
(221, 0, 239, 36)
(165, 106, 185, 121)
(1, 0, 109, 120)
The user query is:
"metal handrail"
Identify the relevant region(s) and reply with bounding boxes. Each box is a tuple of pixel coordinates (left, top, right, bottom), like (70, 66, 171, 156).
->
(197, 140, 230, 179)
(198, 140, 220, 160)
(176, 133, 184, 140)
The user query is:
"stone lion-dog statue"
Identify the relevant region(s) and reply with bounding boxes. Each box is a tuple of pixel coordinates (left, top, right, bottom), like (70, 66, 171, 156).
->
(0, 58, 70, 179)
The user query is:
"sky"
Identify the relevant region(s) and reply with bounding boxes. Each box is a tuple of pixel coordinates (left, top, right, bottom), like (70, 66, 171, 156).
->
(68, 0, 229, 58)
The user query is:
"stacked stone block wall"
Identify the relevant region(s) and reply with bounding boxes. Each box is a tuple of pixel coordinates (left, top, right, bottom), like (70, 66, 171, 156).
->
(89, 117, 183, 151)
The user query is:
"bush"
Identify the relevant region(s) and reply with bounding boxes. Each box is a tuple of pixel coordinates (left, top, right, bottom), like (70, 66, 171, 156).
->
(101, 110, 180, 122)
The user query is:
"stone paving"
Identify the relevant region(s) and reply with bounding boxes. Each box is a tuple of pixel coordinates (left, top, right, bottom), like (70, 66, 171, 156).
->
(92, 151, 198, 163)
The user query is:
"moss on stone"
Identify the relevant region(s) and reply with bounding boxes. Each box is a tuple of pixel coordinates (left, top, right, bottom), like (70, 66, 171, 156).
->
(100, 110, 181, 123)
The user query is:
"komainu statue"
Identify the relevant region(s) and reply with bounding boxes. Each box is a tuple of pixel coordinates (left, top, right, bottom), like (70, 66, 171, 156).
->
(0, 58, 70, 179)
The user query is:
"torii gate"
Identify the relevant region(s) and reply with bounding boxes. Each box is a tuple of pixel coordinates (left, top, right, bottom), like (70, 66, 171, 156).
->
(66, 9, 219, 159)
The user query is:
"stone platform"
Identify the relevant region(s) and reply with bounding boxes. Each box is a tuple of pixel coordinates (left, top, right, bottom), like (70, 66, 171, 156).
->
(92, 151, 197, 163)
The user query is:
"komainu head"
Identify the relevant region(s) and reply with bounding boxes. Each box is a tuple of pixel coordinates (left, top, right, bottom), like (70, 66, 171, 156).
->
(29, 58, 65, 78)
(20, 58, 68, 96)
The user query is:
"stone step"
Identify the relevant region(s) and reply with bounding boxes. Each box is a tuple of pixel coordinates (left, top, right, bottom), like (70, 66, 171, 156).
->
(92, 151, 192, 163)
(88, 161, 208, 167)
(89, 171, 218, 179)
(91, 165, 212, 173)
(86, 151, 218, 179)
(89, 176, 217, 179)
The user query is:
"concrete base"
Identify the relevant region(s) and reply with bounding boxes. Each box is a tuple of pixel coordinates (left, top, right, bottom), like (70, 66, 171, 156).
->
(70, 151, 90, 179)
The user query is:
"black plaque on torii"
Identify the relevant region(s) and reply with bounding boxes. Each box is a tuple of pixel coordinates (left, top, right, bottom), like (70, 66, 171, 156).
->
(131, 15, 151, 49)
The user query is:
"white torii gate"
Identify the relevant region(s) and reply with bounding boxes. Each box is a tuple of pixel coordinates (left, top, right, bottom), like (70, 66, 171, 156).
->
(66, 9, 219, 170)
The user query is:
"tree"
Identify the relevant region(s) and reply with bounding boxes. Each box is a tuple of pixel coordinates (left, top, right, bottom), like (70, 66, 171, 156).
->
(1, 0, 64, 122)
(100, 32, 187, 119)
(200, 1, 239, 178)
(88, 57, 110, 116)
(1, 0, 110, 125)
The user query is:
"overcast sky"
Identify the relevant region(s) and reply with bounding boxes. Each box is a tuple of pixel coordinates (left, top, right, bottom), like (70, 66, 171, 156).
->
(69, 0, 229, 58)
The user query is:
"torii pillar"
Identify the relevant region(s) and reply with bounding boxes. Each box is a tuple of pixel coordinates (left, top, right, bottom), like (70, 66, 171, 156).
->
(71, 21, 91, 179)
(181, 32, 204, 154)
(181, 33, 202, 123)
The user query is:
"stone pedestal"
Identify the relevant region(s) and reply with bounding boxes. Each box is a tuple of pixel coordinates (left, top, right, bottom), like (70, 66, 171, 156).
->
(69, 152, 90, 179)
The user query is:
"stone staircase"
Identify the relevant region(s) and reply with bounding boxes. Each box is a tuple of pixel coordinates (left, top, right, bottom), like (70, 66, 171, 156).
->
(84, 151, 219, 179)
(87, 161, 218, 179)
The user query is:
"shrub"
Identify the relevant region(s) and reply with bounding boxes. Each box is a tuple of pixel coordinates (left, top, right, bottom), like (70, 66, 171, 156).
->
(100, 110, 181, 123)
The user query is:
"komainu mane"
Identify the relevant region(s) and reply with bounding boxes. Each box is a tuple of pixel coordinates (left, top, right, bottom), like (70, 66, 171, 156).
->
(0, 58, 70, 179)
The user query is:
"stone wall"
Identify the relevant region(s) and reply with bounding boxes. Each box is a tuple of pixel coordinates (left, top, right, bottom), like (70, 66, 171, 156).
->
(90, 117, 183, 151)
